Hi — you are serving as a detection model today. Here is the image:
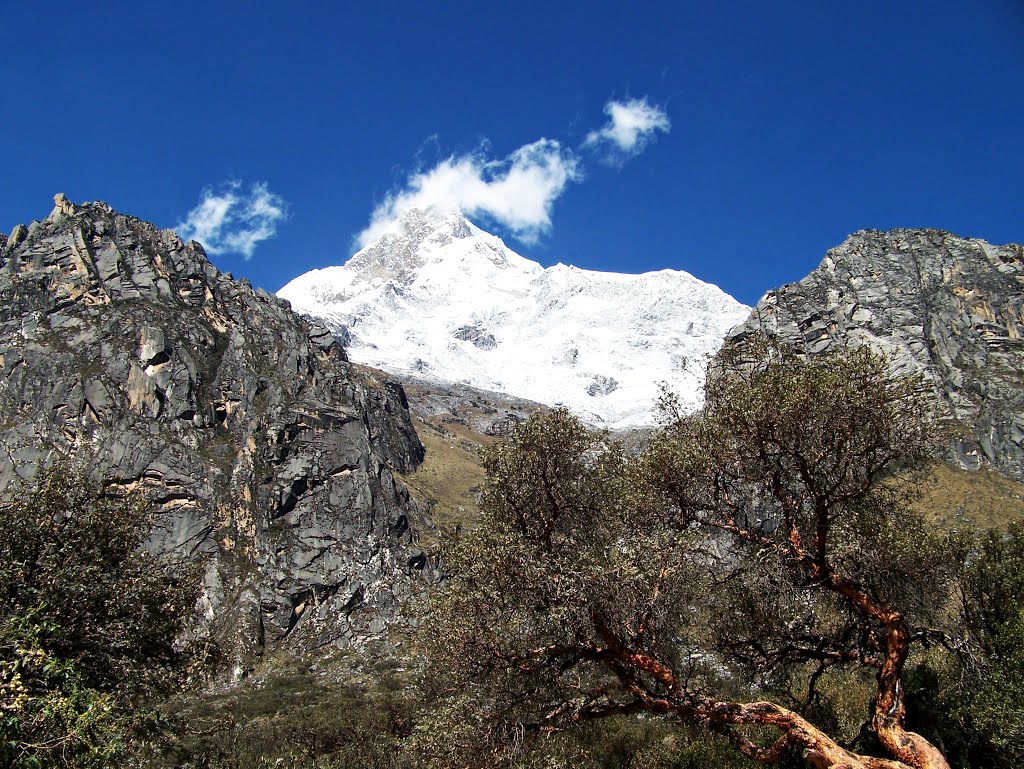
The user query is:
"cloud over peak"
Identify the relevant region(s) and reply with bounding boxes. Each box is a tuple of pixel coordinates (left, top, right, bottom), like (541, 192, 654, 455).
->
(357, 139, 580, 249)
(583, 97, 671, 159)
(355, 95, 669, 251)
(176, 181, 288, 259)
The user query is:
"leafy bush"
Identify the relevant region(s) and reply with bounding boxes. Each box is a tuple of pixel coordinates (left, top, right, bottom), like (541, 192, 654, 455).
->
(151, 665, 415, 769)
(0, 462, 197, 767)
(906, 522, 1024, 768)
(1, 608, 129, 768)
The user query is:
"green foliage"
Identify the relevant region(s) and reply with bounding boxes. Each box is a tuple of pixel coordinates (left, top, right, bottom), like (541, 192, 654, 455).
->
(142, 666, 758, 769)
(417, 343, 962, 768)
(571, 717, 761, 769)
(0, 462, 197, 767)
(643, 344, 956, 705)
(1, 609, 127, 769)
(907, 522, 1024, 768)
(147, 665, 417, 769)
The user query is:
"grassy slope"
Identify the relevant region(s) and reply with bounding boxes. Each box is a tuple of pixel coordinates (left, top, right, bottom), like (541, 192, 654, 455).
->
(394, 376, 543, 544)
(402, 416, 491, 541)
(915, 462, 1024, 529)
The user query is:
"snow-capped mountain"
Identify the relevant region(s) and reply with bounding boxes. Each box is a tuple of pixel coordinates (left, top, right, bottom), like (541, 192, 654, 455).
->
(278, 208, 750, 428)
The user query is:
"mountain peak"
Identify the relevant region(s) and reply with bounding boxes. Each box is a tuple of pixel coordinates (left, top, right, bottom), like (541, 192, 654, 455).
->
(348, 207, 480, 280)
(724, 227, 1024, 480)
(2, 192, 225, 314)
(376, 206, 473, 247)
(279, 216, 750, 428)
(283, 209, 544, 312)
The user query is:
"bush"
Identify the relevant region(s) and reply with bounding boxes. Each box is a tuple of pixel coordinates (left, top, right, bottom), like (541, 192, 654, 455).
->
(0, 462, 197, 767)
(417, 345, 957, 769)
(906, 522, 1024, 768)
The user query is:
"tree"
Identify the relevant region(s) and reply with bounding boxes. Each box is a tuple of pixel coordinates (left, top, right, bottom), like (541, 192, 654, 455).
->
(420, 344, 961, 769)
(905, 522, 1024, 768)
(0, 462, 198, 768)
(954, 523, 1024, 762)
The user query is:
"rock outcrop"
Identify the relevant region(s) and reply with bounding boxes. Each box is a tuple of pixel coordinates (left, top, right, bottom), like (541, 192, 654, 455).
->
(725, 228, 1024, 480)
(0, 195, 428, 673)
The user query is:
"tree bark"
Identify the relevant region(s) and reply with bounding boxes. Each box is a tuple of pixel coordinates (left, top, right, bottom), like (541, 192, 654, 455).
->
(591, 613, 951, 769)
(699, 700, 947, 769)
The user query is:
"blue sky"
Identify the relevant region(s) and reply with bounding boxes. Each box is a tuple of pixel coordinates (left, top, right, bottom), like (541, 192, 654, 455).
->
(1, 1, 1021, 305)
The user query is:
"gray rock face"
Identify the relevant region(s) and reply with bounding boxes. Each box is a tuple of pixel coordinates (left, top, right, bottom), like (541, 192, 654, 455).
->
(0, 195, 428, 673)
(586, 375, 619, 397)
(725, 228, 1024, 480)
(453, 323, 497, 350)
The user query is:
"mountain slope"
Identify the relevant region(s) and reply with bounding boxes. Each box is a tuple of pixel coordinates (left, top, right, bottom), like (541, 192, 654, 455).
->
(0, 194, 429, 673)
(724, 228, 1024, 481)
(278, 208, 750, 428)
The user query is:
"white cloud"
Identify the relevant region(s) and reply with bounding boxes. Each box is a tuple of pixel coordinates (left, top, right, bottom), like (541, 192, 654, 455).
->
(357, 139, 580, 249)
(176, 181, 288, 259)
(583, 97, 671, 160)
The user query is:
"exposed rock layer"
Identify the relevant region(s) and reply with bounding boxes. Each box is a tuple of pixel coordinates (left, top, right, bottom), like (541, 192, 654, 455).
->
(0, 196, 427, 671)
(725, 228, 1024, 480)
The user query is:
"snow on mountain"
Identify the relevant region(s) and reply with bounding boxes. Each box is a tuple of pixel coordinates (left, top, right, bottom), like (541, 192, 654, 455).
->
(278, 208, 750, 428)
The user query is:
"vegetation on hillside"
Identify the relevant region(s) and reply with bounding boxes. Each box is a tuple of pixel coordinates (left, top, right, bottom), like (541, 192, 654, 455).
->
(0, 465, 198, 768)
(1, 346, 1022, 769)
(905, 521, 1024, 768)
(414, 344, 1010, 769)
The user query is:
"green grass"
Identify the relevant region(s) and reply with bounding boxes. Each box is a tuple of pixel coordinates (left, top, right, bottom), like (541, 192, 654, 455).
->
(401, 417, 490, 544)
(151, 649, 414, 769)
(388, 380, 526, 543)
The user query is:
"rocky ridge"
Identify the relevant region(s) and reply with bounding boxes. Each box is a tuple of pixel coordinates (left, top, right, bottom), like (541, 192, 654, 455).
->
(725, 228, 1024, 481)
(0, 195, 429, 674)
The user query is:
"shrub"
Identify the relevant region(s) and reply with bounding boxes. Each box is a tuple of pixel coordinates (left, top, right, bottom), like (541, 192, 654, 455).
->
(0, 462, 197, 767)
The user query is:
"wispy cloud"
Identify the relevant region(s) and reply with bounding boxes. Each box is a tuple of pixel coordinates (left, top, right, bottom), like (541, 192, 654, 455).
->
(357, 139, 581, 249)
(176, 181, 288, 259)
(583, 97, 671, 161)
(356, 95, 669, 250)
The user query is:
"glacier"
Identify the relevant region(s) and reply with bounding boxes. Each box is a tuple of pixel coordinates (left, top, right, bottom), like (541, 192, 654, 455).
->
(278, 208, 750, 429)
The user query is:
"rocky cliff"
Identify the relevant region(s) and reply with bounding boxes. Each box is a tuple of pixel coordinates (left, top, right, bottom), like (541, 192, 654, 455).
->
(725, 228, 1024, 480)
(0, 195, 428, 673)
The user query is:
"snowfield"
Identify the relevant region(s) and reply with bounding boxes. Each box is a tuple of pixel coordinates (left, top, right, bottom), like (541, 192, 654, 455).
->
(278, 208, 750, 428)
